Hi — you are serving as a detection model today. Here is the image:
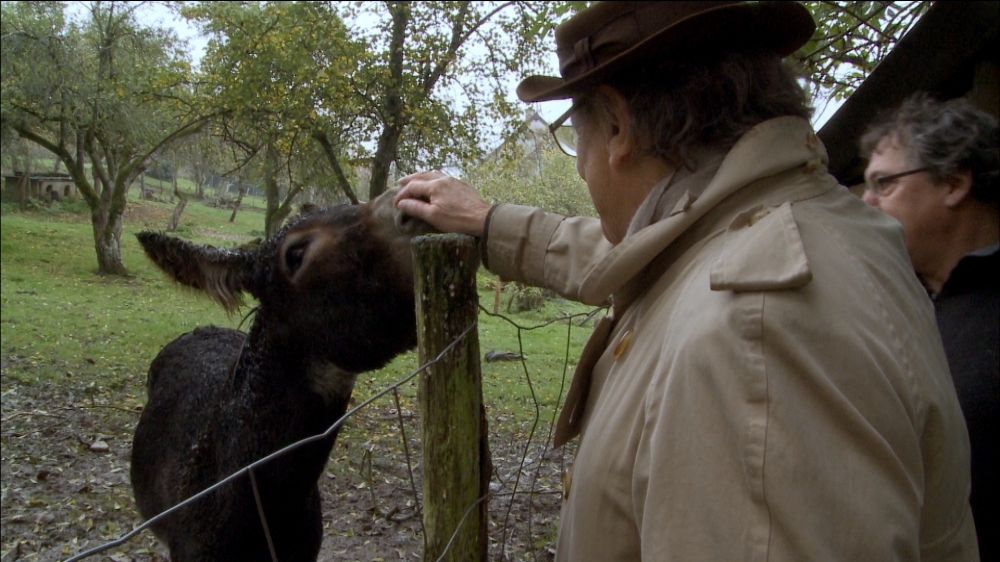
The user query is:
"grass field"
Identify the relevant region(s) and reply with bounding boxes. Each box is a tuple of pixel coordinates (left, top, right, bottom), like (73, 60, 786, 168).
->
(0, 190, 597, 421)
(1, 191, 598, 559)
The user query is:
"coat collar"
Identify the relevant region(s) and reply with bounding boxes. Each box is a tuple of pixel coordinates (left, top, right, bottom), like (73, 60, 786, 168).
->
(579, 116, 836, 306)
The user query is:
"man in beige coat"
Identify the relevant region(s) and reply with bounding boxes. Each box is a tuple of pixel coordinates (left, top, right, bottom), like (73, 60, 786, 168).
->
(396, 2, 978, 560)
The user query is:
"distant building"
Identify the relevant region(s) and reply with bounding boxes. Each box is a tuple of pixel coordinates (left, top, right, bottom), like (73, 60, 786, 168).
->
(1, 171, 79, 203)
(481, 107, 557, 170)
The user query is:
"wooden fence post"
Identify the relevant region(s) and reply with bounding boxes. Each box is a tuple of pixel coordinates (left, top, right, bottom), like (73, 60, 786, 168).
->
(413, 233, 488, 562)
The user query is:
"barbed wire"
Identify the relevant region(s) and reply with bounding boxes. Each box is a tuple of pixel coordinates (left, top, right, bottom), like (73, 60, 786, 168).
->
(478, 304, 604, 561)
(62, 322, 478, 562)
(392, 385, 428, 555)
(56, 299, 601, 562)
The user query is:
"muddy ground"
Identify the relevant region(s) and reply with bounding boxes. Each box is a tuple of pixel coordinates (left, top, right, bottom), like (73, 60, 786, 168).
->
(1, 369, 570, 562)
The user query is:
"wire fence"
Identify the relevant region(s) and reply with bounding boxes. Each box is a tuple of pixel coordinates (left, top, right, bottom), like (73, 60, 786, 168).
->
(33, 300, 602, 562)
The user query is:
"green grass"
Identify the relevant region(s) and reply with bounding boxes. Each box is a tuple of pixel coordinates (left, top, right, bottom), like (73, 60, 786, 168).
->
(1, 197, 598, 424)
(0, 212, 243, 407)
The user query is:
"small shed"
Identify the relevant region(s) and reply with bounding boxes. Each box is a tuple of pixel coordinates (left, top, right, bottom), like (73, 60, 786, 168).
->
(1, 171, 79, 203)
(817, 1, 999, 193)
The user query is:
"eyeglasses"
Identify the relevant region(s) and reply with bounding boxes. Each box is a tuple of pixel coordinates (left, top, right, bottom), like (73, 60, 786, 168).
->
(865, 167, 931, 197)
(548, 98, 585, 157)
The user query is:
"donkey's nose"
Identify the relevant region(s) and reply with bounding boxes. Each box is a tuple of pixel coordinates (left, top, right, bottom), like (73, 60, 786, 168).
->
(395, 210, 415, 230)
(390, 196, 434, 235)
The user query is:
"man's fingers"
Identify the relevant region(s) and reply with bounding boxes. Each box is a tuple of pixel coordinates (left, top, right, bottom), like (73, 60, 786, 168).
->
(398, 170, 444, 190)
(393, 170, 488, 235)
(395, 197, 431, 222)
(395, 174, 442, 205)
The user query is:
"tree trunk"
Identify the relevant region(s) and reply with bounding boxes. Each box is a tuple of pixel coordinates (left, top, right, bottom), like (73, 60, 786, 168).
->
(265, 203, 293, 237)
(264, 141, 280, 235)
(262, 141, 293, 236)
(195, 171, 205, 199)
(17, 157, 32, 207)
(414, 234, 488, 562)
(229, 181, 245, 223)
(168, 174, 188, 231)
(493, 278, 504, 314)
(92, 204, 128, 275)
(369, 127, 403, 200)
(368, 1, 410, 200)
(264, 171, 282, 236)
(17, 173, 30, 207)
(140, 171, 150, 199)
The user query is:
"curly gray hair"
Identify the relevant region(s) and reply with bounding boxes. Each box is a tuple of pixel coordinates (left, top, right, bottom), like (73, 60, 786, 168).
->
(860, 93, 999, 202)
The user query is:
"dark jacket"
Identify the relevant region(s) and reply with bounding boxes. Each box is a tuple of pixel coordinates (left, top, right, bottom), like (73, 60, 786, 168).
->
(934, 244, 999, 561)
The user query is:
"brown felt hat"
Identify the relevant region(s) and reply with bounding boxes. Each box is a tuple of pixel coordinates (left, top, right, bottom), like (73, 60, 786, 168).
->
(517, 1, 815, 103)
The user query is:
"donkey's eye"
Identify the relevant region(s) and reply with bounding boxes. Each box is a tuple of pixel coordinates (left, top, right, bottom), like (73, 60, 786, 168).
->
(284, 241, 308, 275)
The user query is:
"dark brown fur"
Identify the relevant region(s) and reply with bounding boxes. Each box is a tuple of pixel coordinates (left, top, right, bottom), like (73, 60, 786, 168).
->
(130, 191, 432, 561)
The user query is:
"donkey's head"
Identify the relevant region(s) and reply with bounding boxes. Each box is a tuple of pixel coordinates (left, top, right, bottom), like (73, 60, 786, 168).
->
(137, 190, 434, 372)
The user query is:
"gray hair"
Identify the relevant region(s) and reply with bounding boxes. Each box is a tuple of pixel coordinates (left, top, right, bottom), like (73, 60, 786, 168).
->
(860, 93, 999, 202)
(579, 49, 812, 169)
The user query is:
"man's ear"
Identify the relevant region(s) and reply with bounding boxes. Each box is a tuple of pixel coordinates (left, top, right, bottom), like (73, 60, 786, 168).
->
(596, 85, 636, 169)
(943, 170, 974, 208)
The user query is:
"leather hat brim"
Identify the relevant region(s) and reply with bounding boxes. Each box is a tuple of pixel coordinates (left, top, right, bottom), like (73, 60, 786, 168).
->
(517, 2, 815, 103)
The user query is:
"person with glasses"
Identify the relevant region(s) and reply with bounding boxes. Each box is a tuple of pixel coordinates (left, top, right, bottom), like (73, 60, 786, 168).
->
(396, 2, 978, 560)
(861, 93, 999, 560)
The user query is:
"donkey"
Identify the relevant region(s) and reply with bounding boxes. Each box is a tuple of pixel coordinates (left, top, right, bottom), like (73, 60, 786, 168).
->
(130, 190, 432, 562)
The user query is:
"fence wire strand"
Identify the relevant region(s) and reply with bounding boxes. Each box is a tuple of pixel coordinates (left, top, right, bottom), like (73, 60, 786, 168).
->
(393, 386, 428, 554)
(60, 295, 601, 562)
(248, 466, 279, 562)
(63, 322, 477, 562)
(435, 494, 489, 562)
(478, 304, 604, 561)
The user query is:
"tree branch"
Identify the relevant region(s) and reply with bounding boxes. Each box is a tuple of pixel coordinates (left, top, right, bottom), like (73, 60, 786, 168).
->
(818, 1, 890, 41)
(311, 130, 360, 204)
(8, 123, 99, 205)
(118, 113, 215, 189)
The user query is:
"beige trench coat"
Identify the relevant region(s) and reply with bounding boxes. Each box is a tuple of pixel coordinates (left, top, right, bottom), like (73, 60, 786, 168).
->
(484, 117, 978, 561)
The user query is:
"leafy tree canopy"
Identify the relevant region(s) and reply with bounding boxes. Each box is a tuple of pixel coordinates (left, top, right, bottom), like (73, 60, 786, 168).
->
(2, 1, 931, 244)
(1, 0, 205, 274)
(183, 1, 568, 206)
(795, 1, 929, 106)
(183, 1, 366, 234)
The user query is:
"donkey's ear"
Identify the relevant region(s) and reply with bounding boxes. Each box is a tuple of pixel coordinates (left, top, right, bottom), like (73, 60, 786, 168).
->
(137, 231, 253, 314)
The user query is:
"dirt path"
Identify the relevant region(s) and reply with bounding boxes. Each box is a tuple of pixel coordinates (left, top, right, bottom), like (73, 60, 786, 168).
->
(1, 375, 565, 562)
